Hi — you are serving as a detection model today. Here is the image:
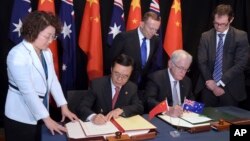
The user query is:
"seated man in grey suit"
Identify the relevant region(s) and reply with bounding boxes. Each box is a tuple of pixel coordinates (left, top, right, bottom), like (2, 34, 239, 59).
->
(145, 50, 194, 117)
(77, 54, 144, 124)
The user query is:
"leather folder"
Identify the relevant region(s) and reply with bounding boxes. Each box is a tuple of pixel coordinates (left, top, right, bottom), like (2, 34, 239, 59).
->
(226, 118, 250, 125)
(203, 107, 238, 121)
(106, 129, 157, 141)
(68, 136, 105, 141)
(187, 125, 211, 133)
(210, 120, 231, 131)
(130, 129, 157, 141)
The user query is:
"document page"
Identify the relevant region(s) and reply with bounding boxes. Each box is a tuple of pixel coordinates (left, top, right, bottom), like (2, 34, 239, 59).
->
(180, 112, 212, 124)
(65, 121, 86, 139)
(158, 114, 210, 128)
(114, 115, 156, 131)
(65, 120, 119, 139)
(80, 120, 119, 136)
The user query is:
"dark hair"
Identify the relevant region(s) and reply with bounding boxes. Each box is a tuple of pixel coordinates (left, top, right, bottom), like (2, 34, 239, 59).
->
(21, 11, 62, 42)
(142, 11, 161, 22)
(111, 54, 134, 69)
(213, 4, 234, 21)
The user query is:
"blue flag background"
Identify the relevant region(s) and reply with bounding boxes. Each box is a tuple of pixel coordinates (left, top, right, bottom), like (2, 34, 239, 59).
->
(9, 0, 31, 44)
(107, 0, 125, 46)
(183, 99, 205, 114)
(58, 0, 77, 93)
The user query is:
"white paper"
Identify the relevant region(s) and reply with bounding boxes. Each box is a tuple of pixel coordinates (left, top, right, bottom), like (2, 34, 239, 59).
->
(65, 121, 86, 139)
(80, 120, 119, 136)
(180, 112, 212, 124)
(158, 114, 210, 128)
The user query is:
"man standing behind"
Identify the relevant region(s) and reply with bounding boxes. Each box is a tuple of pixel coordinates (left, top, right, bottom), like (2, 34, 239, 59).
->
(145, 50, 194, 117)
(77, 54, 143, 125)
(195, 4, 250, 107)
(111, 11, 161, 90)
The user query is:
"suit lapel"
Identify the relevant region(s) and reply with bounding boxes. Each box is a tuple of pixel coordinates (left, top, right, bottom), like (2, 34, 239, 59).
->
(23, 41, 47, 84)
(223, 27, 232, 56)
(211, 30, 217, 61)
(103, 77, 113, 110)
(165, 72, 173, 103)
(179, 80, 186, 102)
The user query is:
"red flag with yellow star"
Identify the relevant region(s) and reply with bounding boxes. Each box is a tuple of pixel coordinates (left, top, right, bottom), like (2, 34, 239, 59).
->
(163, 0, 183, 57)
(149, 100, 169, 120)
(38, 0, 59, 77)
(78, 0, 103, 80)
(126, 0, 141, 31)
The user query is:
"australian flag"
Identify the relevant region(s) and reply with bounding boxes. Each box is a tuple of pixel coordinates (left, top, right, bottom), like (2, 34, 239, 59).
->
(150, 0, 165, 70)
(9, 0, 31, 44)
(107, 0, 125, 46)
(183, 99, 205, 114)
(58, 0, 76, 93)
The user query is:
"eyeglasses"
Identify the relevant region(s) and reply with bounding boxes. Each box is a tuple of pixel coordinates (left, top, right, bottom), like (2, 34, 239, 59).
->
(213, 22, 229, 27)
(113, 72, 129, 80)
(172, 61, 190, 72)
(40, 34, 58, 41)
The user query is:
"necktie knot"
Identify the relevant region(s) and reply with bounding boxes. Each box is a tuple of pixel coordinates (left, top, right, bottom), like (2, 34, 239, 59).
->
(218, 33, 225, 39)
(115, 87, 120, 93)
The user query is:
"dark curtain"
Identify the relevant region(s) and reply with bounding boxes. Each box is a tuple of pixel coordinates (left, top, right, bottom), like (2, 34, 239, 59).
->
(1, 0, 250, 125)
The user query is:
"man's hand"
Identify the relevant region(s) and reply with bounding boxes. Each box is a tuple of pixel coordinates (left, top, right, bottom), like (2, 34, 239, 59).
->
(212, 86, 225, 96)
(91, 114, 107, 125)
(206, 80, 217, 91)
(165, 105, 183, 117)
(106, 108, 123, 121)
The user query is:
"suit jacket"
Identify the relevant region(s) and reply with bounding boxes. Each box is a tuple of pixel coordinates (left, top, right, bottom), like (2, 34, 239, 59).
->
(111, 29, 160, 89)
(145, 69, 194, 111)
(195, 27, 250, 101)
(77, 76, 144, 121)
(5, 40, 67, 125)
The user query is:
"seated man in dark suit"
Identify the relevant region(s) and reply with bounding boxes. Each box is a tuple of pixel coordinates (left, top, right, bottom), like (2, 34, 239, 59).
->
(77, 54, 144, 124)
(145, 50, 194, 117)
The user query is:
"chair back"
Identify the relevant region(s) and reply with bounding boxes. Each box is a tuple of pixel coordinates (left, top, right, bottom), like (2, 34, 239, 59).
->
(67, 90, 88, 114)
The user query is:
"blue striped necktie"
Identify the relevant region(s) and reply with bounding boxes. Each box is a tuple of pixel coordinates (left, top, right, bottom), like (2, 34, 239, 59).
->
(41, 52, 48, 108)
(141, 37, 147, 68)
(213, 33, 225, 82)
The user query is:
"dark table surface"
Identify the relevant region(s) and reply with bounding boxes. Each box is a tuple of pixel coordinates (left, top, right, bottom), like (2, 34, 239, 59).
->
(41, 106, 250, 141)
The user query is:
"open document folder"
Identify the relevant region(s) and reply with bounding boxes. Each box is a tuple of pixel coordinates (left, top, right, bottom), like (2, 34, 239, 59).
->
(158, 112, 212, 128)
(65, 115, 156, 139)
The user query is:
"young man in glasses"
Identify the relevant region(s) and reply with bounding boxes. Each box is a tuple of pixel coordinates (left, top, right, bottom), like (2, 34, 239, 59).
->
(195, 4, 250, 107)
(77, 54, 143, 125)
(145, 50, 194, 117)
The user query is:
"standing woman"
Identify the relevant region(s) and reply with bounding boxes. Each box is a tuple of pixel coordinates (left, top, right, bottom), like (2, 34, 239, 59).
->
(4, 11, 78, 141)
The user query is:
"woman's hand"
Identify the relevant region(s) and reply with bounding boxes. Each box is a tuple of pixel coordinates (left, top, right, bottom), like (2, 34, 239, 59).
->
(43, 116, 66, 135)
(61, 104, 79, 122)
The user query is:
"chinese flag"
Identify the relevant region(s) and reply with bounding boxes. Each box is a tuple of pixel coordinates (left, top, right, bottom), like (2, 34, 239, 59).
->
(149, 100, 169, 120)
(78, 0, 103, 80)
(163, 0, 183, 57)
(38, 0, 59, 77)
(126, 0, 141, 31)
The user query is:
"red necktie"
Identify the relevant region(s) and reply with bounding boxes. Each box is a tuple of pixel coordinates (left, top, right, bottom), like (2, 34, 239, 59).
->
(112, 87, 120, 109)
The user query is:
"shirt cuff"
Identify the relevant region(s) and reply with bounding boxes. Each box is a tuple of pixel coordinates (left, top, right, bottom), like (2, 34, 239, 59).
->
(216, 80, 225, 87)
(86, 113, 96, 121)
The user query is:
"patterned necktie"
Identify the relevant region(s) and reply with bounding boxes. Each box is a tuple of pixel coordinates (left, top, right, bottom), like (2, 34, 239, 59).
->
(112, 87, 120, 109)
(172, 81, 179, 106)
(213, 33, 225, 82)
(41, 52, 48, 108)
(141, 37, 147, 68)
